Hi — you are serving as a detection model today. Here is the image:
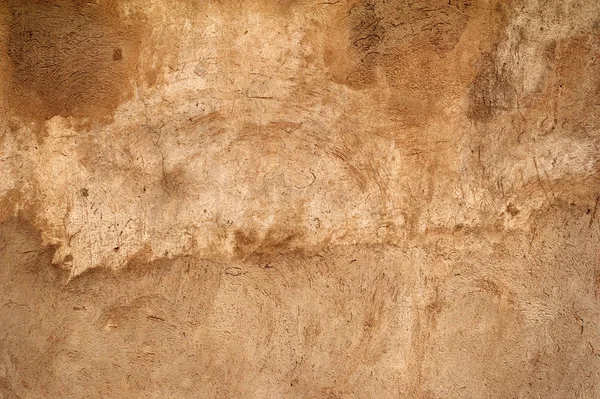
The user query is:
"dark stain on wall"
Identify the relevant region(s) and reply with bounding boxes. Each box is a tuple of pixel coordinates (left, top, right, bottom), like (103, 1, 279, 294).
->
(467, 47, 515, 122)
(5, 0, 141, 123)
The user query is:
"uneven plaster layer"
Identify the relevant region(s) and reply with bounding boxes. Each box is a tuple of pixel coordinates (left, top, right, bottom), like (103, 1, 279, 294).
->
(1, 0, 599, 397)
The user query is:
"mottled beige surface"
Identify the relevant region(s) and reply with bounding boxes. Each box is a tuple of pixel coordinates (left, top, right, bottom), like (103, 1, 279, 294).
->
(1, 0, 599, 397)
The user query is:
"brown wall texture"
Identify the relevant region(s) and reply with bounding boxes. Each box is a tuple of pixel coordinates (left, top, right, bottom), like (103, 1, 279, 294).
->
(1, 0, 600, 397)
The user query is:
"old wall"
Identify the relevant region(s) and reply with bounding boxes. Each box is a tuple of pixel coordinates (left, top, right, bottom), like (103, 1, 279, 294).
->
(1, 0, 599, 397)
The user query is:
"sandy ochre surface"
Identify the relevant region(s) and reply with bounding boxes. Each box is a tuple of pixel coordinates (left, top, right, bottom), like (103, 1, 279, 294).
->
(1, 0, 600, 397)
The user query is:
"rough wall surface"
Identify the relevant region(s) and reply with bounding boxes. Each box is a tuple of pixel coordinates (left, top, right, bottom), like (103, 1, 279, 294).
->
(0, 0, 599, 397)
